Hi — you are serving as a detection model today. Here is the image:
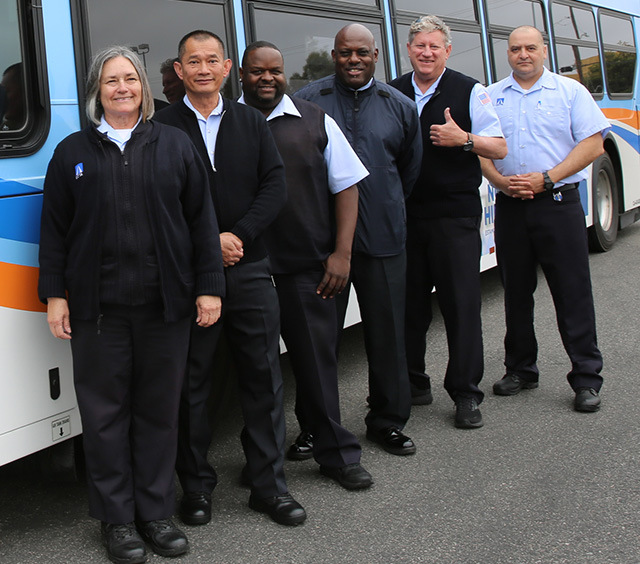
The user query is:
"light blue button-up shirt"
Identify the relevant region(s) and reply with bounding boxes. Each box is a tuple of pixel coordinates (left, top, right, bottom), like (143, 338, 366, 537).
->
(411, 70, 504, 138)
(486, 68, 610, 186)
(183, 93, 225, 170)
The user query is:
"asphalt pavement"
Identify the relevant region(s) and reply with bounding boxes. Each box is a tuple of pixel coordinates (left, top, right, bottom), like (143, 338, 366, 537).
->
(1, 222, 639, 564)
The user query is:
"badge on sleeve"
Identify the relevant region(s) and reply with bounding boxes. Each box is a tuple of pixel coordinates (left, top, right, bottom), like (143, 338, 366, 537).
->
(75, 163, 83, 179)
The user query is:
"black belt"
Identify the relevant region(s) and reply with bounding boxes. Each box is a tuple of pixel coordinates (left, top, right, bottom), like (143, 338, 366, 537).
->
(534, 182, 579, 199)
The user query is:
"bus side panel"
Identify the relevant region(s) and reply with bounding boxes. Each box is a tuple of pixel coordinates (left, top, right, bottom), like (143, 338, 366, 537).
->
(0, 194, 79, 466)
(602, 110, 640, 211)
(0, 0, 81, 467)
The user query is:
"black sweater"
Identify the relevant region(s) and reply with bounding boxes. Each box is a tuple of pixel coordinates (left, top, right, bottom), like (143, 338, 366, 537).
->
(155, 98, 287, 264)
(38, 120, 225, 322)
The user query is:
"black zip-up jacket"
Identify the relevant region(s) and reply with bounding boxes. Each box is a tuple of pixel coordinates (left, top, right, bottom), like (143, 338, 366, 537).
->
(38, 120, 225, 322)
(294, 75, 422, 258)
(155, 98, 287, 265)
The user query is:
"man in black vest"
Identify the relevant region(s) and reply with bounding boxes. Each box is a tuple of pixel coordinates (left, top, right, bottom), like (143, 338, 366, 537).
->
(155, 30, 305, 527)
(389, 15, 506, 429)
(239, 41, 373, 490)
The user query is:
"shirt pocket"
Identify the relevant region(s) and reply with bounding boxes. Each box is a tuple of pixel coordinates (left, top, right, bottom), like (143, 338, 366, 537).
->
(532, 103, 567, 137)
(494, 105, 514, 138)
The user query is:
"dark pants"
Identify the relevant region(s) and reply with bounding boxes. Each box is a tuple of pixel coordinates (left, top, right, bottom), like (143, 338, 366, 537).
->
(405, 216, 484, 403)
(274, 270, 361, 469)
(495, 190, 603, 390)
(71, 303, 190, 524)
(336, 252, 411, 432)
(176, 257, 288, 499)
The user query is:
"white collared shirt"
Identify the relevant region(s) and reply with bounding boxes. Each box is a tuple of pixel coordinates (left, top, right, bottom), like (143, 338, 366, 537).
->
(238, 93, 369, 194)
(183, 94, 224, 169)
(98, 114, 142, 152)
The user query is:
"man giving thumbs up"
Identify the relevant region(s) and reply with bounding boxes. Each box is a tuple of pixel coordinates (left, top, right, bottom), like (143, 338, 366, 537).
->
(389, 15, 506, 429)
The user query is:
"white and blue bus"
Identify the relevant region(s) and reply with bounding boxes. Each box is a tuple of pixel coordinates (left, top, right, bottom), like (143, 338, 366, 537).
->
(1, 0, 638, 469)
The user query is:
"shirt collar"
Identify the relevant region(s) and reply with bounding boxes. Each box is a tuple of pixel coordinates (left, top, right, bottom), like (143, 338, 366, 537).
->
(183, 93, 224, 121)
(97, 114, 142, 148)
(503, 67, 556, 93)
(411, 68, 446, 98)
(236, 93, 301, 122)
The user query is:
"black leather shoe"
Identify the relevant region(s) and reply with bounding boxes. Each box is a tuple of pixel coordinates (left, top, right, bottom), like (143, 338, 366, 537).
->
(454, 397, 483, 429)
(136, 519, 188, 557)
(493, 374, 538, 396)
(287, 431, 314, 461)
(248, 493, 306, 526)
(574, 387, 601, 412)
(366, 426, 416, 455)
(320, 463, 373, 490)
(179, 491, 211, 525)
(101, 522, 146, 564)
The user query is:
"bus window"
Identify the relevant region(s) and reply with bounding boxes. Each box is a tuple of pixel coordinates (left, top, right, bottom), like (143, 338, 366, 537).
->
(555, 44, 602, 93)
(396, 24, 487, 84)
(394, 0, 478, 23)
(83, 0, 230, 104)
(0, 1, 25, 132)
(250, 7, 387, 92)
(486, 0, 546, 30)
(552, 2, 597, 41)
(599, 12, 636, 97)
(0, 0, 49, 157)
(551, 2, 602, 95)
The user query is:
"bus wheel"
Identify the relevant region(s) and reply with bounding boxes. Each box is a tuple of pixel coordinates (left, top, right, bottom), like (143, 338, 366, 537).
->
(588, 153, 618, 252)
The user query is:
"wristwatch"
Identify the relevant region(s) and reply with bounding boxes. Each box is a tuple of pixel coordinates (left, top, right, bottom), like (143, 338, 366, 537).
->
(462, 132, 474, 152)
(542, 171, 555, 191)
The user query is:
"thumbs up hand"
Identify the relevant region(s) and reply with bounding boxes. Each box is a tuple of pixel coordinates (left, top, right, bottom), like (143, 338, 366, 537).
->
(429, 107, 468, 147)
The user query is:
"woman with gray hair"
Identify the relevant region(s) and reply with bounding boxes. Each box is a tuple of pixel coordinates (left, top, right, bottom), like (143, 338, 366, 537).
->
(38, 46, 225, 564)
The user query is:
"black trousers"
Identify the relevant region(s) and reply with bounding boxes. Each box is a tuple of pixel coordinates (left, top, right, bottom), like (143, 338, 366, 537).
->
(495, 190, 603, 390)
(336, 252, 411, 432)
(71, 303, 190, 524)
(274, 270, 361, 469)
(176, 257, 288, 499)
(404, 216, 484, 403)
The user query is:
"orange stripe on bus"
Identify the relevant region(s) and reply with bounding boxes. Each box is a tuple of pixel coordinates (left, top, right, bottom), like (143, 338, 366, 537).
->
(601, 108, 639, 129)
(0, 262, 46, 312)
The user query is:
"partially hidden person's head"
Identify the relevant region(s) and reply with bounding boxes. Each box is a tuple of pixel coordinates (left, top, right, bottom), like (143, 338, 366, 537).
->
(240, 41, 286, 117)
(86, 46, 154, 126)
(160, 57, 185, 104)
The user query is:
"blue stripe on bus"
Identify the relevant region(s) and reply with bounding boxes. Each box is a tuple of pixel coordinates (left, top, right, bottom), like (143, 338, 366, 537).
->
(0, 194, 43, 244)
(0, 238, 39, 268)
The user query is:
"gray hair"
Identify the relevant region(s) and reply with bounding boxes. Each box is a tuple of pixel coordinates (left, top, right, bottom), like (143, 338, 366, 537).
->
(85, 46, 154, 126)
(408, 15, 452, 48)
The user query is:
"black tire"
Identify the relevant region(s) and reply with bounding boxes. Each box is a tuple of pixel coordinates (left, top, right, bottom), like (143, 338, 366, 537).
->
(588, 153, 618, 252)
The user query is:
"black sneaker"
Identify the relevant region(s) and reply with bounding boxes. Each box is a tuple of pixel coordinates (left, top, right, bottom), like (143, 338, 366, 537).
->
(454, 397, 483, 429)
(101, 522, 146, 564)
(136, 519, 188, 557)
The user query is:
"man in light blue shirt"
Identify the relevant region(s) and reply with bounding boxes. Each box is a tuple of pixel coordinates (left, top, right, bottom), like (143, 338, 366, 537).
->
(481, 25, 609, 412)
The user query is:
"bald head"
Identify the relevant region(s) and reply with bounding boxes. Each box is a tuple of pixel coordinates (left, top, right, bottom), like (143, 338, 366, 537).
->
(509, 25, 544, 45)
(332, 23, 378, 89)
(335, 24, 375, 51)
